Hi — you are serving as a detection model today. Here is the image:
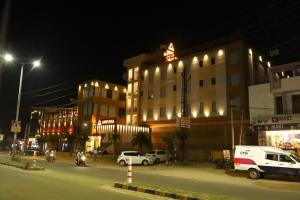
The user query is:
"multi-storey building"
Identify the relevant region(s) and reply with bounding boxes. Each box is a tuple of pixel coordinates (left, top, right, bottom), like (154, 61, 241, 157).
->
(30, 106, 78, 150)
(249, 61, 300, 155)
(77, 80, 149, 152)
(124, 35, 270, 159)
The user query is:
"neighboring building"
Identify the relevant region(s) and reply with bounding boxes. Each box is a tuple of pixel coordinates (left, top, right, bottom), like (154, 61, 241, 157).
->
(123, 35, 270, 159)
(77, 80, 149, 152)
(30, 106, 78, 150)
(249, 61, 300, 155)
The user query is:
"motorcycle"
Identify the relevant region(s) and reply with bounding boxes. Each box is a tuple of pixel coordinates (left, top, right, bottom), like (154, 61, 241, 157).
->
(75, 154, 86, 167)
(46, 151, 55, 162)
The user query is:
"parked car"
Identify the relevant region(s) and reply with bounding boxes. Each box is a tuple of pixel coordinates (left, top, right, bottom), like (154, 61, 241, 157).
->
(146, 150, 168, 163)
(234, 145, 300, 179)
(24, 148, 44, 156)
(117, 151, 154, 166)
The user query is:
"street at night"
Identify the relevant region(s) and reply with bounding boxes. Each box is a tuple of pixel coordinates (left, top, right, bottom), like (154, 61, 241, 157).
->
(1, 154, 300, 200)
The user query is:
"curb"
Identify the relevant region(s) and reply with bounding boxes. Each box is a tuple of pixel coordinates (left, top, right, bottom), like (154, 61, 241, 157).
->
(0, 161, 45, 171)
(114, 182, 201, 200)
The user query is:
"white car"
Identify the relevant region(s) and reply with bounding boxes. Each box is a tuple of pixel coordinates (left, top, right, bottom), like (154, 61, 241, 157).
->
(146, 150, 168, 163)
(117, 151, 154, 166)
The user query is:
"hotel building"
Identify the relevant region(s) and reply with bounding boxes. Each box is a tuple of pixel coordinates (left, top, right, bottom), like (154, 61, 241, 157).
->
(124, 35, 270, 159)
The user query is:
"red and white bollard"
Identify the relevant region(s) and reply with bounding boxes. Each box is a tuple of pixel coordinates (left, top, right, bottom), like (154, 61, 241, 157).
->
(127, 158, 132, 183)
(33, 150, 37, 168)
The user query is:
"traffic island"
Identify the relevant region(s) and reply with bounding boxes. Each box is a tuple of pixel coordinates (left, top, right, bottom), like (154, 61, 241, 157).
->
(114, 182, 204, 200)
(0, 156, 45, 171)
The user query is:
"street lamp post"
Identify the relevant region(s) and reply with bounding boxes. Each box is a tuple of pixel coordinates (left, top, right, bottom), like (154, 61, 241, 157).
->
(2, 53, 41, 159)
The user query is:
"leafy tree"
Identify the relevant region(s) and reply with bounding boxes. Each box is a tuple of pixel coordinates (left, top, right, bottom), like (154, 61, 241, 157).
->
(161, 133, 176, 155)
(132, 132, 151, 153)
(108, 132, 121, 157)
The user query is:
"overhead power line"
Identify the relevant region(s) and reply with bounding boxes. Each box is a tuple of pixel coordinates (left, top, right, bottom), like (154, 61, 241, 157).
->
(32, 92, 75, 106)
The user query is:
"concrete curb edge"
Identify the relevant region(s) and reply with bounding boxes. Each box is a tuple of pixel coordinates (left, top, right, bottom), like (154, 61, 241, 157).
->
(0, 161, 45, 171)
(114, 182, 200, 200)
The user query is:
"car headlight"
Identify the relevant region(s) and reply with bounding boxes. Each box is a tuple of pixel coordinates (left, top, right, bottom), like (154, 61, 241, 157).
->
(50, 153, 54, 156)
(81, 156, 86, 161)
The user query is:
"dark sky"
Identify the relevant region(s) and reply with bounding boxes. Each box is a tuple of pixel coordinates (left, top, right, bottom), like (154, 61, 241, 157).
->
(1, 0, 300, 135)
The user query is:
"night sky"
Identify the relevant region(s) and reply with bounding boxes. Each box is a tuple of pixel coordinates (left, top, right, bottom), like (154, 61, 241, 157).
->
(1, 0, 300, 135)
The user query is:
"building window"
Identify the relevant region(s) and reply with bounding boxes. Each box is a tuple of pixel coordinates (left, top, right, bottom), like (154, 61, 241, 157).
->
(93, 104, 98, 115)
(160, 87, 166, 97)
(149, 71, 154, 83)
(83, 102, 88, 116)
(173, 66, 177, 74)
(109, 106, 116, 118)
(119, 108, 126, 118)
(106, 89, 112, 99)
(160, 107, 166, 118)
(161, 68, 167, 81)
(199, 102, 204, 114)
(231, 73, 240, 86)
(133, 82, 139, 95)
(173, 85, 177, 91)
(211, 101, 216, 114)
(119, 93, 126, 101)
(211, 57, 215, 65)
(127, 98, 131, 110)
(87, 102, 93, 115)
(128, 69, 133, 82)
(141, 75, 144, 81)
(148, 89, 154, 99)
(147, 108, 153, 118)
(211, 77, 216, 85)
(100, 105, 108, 116)
(127, 83, 132, 94)
(83, 87, 88, 97)
(230, 52, 239, 64)
(140, 91, 143, 97)
(199, 80, 204, 87)
(95, 87, 100, 96)
(126, 115, 131, 124)
(133, 98, 138, 112)
(134, 67, 139, 81)
(276, 96, 283, 114)
(132, 114, 138, 125)
(292, 94, 300, 114)
(88, 86, 95, 96)
(199, 60, 203, 67)
(231, 97, 241, 109)
(173, 105, 177, 117)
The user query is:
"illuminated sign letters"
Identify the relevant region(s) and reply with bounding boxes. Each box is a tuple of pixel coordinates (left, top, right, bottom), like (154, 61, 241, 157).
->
(163, 43, 178, 62)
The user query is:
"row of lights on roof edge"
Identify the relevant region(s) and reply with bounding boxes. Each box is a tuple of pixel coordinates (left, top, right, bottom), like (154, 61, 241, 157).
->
(140, 109, 225, 122)
(78, 82, 126, 93)
(248, 48, 271, 68)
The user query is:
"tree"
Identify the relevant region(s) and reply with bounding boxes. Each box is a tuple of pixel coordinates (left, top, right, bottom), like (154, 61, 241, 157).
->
(161, 133, 176, 155)
(132, 131, 151, 153)
(176, 128, 189, 161)
(36, 135, 46, 151)
(108, 132, 121, 157)
(66, 134, 75, 153)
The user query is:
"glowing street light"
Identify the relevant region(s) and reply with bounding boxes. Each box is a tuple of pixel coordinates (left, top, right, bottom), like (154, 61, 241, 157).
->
(3, 53, 14, 62)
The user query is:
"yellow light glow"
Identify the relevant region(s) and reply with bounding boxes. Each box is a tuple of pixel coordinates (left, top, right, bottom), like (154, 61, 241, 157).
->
(177, 113, 181, 117)
(84, 83, 87, 87)
(204, 54, 208, 61)
(204, 111, 210, 117)
(91, 81, 94, 86)
(144, 70, 148, 76)
(155, 66, 160, 73)
(259, 56, 262, 62)
(281, 71, 284, 76)
(192, 111, 198, 118)
(167, 113, 171, 120)
(248, 49, 252, 56)
(267, 61, 271, 68)
(192, 56, 198, 64)
(143, 116, 147, 121)
(105, 84, 109, 89)
(219, 109, 224, 116)
(3, 53, 14, 62)
(95, 82, 99, 87)
(114, 86, 118, 91)
(123, 88, 126, 93)
(168, 64, 172, 71)
(78, 85, 81, 91)
(266, 130, 300, 135)
(154, 115, 158, 120)
(287, 75, 290, 78)
(178, 61, 183, 67)
(218, 49, 224, 56)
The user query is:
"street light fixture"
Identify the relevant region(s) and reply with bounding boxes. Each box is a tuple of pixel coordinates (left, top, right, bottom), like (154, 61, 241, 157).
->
(2, 53, 41, 159)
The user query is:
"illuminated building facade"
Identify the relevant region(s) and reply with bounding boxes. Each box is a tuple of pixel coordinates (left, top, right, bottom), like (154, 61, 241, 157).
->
(124, 35, 270, 159)
(249, 61, 300, 156)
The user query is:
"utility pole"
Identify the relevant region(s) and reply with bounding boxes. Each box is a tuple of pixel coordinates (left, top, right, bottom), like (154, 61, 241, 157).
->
(230, 100, 235, 151)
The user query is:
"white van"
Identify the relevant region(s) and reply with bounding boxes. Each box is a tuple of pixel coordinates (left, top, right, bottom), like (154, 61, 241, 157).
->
(234, 145, 300, 179)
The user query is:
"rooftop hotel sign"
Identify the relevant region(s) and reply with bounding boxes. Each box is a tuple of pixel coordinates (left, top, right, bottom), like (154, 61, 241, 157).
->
(97, 118, 116, 126)
(163, 43, 177, 62)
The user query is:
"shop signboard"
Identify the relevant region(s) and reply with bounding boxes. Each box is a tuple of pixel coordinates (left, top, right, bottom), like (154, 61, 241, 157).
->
(11, 120, 21, 133)
(251, 114, 300, 125)
(98, 118, 116, 126)
(176, 117, 191, 128)
(253, 123, 300, 131)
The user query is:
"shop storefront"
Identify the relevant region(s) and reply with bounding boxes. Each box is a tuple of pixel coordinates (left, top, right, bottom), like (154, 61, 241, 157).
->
(251, 114, 300, 156)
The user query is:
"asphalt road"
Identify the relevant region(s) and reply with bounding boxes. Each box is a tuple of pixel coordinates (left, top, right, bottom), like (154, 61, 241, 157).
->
(1, 159, 300, 200)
